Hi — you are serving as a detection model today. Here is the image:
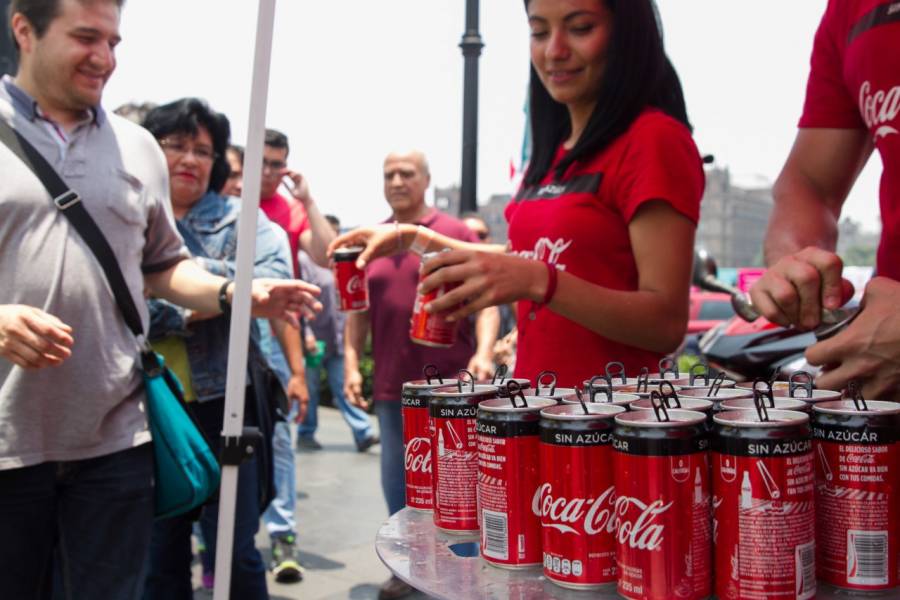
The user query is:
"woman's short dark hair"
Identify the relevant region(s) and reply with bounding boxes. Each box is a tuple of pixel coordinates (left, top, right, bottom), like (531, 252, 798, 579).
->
(8, 0, 126, 52)
(142, 98, 231, 194)
(522, 0, 691, 186)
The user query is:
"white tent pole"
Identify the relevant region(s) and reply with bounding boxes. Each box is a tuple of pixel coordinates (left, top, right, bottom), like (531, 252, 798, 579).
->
(213, 0, 278, 598)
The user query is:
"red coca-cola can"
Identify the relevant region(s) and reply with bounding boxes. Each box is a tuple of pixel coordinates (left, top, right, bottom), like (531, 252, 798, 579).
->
(428, 378, 498, 534)
(401, 366, 458, 512)
(613, 402, 712, 600)
(538, 402, 624, 590)
(476, 394, 555, 568)
(713, 407, 815, 600)
(410, 251, 459, 348)
(629, 396, 714, 415)
(813, 397, 900, 592)
(332, 246, 369, 312)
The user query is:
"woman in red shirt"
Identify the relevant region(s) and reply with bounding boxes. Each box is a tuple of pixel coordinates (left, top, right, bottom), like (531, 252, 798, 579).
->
(331, 0, 704, 387)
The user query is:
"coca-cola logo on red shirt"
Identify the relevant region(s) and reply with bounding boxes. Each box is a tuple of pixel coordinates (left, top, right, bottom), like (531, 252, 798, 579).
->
(404, 437, 431, 474)
(531, 483, 617, 536)
(859, 80, 900, 140)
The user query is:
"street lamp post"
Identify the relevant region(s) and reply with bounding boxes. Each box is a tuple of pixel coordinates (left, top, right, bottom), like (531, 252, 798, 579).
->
(459, 0, 483, 215)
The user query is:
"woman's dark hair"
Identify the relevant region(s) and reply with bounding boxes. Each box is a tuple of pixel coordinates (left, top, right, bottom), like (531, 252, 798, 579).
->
(142, 98, 231, 194)
(523, 0, 690, 185)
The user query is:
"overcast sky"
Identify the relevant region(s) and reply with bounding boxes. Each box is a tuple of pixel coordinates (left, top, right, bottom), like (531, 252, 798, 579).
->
(103, 0, 882, 233)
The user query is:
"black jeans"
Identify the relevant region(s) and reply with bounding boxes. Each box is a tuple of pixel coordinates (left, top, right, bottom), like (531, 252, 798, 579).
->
(0, 443, 155, 600)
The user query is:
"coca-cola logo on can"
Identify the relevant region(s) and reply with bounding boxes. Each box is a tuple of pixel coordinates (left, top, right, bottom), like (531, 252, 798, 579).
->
(532, 482, 617, 536)
(404, 437, 431, 474)
(614, 496, 673, 552)
(346, 274, 364, 294)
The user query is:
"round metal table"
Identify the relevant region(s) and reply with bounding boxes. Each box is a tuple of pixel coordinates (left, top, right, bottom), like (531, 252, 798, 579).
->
(375, 508, 875, 599)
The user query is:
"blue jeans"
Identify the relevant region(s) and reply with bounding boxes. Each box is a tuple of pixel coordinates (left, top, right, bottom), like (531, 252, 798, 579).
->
(0, 443, 154, 600)
(263, 417, 296, 541)
(375, 401, 405, 516)
(299, 354, 374, 444)
(257, 319, 298, 541)
(144, 399, 268, 600)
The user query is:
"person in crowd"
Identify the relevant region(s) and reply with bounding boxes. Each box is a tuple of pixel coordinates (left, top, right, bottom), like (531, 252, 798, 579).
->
(339, 149, 499, 600)
(220, 137, 309, 583)
(0, 2, 318, 597)
(140, 98, 311, 599)
(298, 214, 379, 452)
(259, 128, 335, 270)
(113, 100, 157, 124)
(222, 143, 244, 197)
(331, 0, 703, 391)
(255, 128, 339, 579)
(749, 0, 900, 400)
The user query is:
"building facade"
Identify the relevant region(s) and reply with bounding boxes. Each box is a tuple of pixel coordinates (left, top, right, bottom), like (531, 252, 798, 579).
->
(695, 166, 773, 268)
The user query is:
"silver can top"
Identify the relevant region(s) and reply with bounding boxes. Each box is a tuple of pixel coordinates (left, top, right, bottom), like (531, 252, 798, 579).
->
(713, 409, 810, 428)
(540, 403, 625, 421)
(615, 408, 707, 428)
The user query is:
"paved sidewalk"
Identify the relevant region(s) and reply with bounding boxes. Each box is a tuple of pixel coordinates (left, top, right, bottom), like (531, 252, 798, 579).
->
(195, 406, 432, 599)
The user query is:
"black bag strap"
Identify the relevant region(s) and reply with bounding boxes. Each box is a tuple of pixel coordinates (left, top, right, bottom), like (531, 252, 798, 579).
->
(0, 118, 144, 339)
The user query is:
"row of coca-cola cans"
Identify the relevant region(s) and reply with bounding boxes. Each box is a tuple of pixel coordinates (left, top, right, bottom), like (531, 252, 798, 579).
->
(401, 365, 900, 599)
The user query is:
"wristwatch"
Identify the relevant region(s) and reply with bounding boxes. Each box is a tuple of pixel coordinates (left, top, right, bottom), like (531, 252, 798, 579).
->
(218, 280, 233, 314)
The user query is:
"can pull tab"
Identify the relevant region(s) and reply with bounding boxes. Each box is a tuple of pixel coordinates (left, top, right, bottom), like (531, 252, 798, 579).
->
(658, 357, 679, 379)
(423, 364, 443, 385)
(605, 361, 627, 385)
(650, 391, 671, 422)
(752, 378, 776, 408)
(847, 380, 869, 412)
(491, 364, 509, 385)
(753, 387, 772, 422)
(507, 380, 529, 408)
(574, 388, 590, 415)
(689, 363, 710, 386)
(659, 380, 681, 409)
(789, 371, 813, 399)
(588, 374, 613, 403)
(709, 372, 726, 397)
(457, 369, 476, 393)
(536, 370, 558, 396)
(636, 367, 650, 393)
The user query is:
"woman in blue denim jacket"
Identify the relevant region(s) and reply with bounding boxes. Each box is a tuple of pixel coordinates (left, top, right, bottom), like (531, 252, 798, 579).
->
(141, 97, 290, 600)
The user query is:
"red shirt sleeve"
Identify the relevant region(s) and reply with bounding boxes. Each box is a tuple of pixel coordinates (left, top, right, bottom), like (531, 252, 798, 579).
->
(798, 0, 864, 129)
(612, 112, 704, 225)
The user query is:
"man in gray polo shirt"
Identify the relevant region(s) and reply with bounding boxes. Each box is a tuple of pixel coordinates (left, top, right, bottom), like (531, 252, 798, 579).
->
(0, 1, 320, 597)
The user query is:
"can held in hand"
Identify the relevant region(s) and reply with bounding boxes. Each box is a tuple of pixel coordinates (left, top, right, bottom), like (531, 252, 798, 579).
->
(332, 246, 369, 312)
(613, 396, 712, 600)
(410, 251, 459, 348)
(713, 406, 815, 600)
(401, 366, 458, 512)
(538, 402, 624, 590)
(476, 390, 555, 568)
(813, 394, 900, 592)
(429, 374, 498, 534)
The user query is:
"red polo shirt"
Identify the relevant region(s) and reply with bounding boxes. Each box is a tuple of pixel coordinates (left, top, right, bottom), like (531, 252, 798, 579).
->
(799, 0, 900, 279)
(260, 192, 308, 278)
